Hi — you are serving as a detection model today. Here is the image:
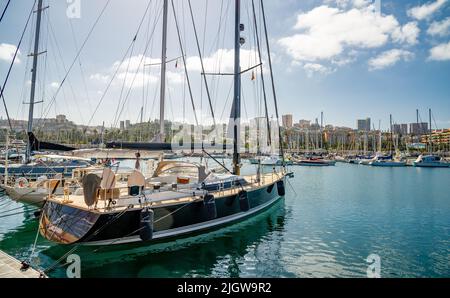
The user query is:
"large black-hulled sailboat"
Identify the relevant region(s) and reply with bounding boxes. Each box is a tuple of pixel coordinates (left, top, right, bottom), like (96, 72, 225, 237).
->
(39, 0, 291, 246)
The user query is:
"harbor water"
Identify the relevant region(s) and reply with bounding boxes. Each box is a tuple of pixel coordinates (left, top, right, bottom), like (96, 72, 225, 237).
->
(0, 161, 449, 277)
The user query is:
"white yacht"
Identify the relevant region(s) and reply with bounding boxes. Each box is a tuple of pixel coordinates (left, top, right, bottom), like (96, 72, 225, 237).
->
(413, 155, 450, 168)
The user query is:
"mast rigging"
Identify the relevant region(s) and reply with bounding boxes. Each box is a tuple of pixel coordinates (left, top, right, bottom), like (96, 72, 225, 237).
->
(26, 0, 45, 162)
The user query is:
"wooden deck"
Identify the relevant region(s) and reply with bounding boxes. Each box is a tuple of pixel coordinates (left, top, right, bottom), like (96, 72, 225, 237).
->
(46, 172, 285, 214)
(0, 250, 46, 278)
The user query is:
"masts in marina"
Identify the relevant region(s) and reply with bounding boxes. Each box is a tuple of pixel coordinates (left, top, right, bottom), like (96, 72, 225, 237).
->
(429, 108, 432, 154)
(378, 120, 382, 153)
(251, 0, 271, 147)
(26, 0, 44, 163)
(157, 0, 169, 143)
(320, 111, 324, 149)
(232, 0, 242, 175)
(389, 114, 393, 155)
(260, 0, 285, 166)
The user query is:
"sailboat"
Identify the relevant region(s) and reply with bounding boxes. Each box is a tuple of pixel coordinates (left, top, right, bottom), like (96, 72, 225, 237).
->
(39, 0, 291, 246)
(413, 109, 450, 168)
(260, 155, 293, 166)
(294, 157, 336, 166)
(369, 154, 406, 167)
(370, 115, 406, 167)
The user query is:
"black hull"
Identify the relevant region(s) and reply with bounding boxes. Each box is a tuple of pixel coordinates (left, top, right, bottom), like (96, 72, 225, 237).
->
(40, 178, 286, 246)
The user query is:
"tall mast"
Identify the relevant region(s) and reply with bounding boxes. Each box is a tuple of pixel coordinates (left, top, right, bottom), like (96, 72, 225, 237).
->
(320, 111, 323, 149)
(378, 120, 381, 153)
(232, 0, 242, 175)
(158, 0, 168, 143)
(261, 0, 284, 165)
(251, 0, 271, 147)
(389, 114, 393, 154)
(26, 0, 44, 162)
(429, 108, 432, 154)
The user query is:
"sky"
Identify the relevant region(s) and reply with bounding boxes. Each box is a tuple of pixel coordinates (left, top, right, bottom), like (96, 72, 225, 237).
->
(1, 0, 450, 131)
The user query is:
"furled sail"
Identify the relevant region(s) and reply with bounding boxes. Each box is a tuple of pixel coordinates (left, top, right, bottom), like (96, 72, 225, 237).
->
(28, 132, 76, 152)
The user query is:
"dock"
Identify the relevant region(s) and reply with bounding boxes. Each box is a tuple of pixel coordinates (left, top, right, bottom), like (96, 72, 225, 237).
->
(0, 250, 46, 278)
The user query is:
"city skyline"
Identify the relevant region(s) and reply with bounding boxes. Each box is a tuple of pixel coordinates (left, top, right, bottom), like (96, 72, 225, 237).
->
(1, 0, 450, 131)
(0, 111, 439, 134)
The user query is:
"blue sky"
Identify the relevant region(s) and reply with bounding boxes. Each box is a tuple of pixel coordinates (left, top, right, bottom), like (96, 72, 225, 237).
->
(1, 0, 450, 130)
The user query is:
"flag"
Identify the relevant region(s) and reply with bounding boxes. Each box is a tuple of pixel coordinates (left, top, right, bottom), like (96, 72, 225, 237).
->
(251, 71, 256, 81)
(175, 59, 178, 68)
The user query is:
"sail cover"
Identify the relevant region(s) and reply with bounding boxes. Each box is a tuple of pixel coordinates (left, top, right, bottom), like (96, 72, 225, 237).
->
(28, 132, 76, 152)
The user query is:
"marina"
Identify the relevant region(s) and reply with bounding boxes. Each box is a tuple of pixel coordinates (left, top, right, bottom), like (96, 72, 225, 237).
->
(1, 160, 449, 277)
(0, 0, 450, 281)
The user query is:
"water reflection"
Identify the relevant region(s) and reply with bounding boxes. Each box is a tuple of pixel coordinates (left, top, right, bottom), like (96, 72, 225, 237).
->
(2, 161, 449, 277)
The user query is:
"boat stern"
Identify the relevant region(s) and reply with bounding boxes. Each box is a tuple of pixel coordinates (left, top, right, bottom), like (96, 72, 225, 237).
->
(39, 201, 100, 244)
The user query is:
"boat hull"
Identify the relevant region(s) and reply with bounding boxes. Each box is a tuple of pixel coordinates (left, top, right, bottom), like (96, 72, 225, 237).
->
(249, 158, 261, 165)
(261, 161, 293, 166)
(40, 178, 286, 246)
(295, 162, 329, 167)
(358, 159, 373, 165)
(1, 184, 79, 206)
(1, 185, 48, 206)
(370, 161, 406, 167)
(294, 159, 336, 166)
(413, 162, 450, 168)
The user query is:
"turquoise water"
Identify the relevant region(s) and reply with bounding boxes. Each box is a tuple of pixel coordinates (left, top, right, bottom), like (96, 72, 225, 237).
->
(0, 162, 449, 277)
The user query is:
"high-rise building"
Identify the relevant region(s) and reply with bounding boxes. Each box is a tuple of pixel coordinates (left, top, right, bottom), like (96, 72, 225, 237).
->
(357, 118, 371, 131)
(282, 114, 293, 128)
(56, 114, 67, 123)
(392, 124, 408, 135)
(409, 122, 428, 135)
(120, 121, 125, 131)
(125, 120, 131, 129)
(310, 118, 320, 130)
(297, 119, 311, 129)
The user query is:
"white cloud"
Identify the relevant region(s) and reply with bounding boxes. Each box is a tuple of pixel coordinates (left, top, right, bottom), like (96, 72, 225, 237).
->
(93, 49, 261, 90)
(0, 43, 20, 63)
(90, 73, 110, 83)
(49, 82, 60, 89)
(303, 63, 334, 77)
(407, 0, 447, 21)
(112, 54, 160, 73)
(368, 49, 414, 70)
(429, 41, 450, 60)
(166, 71, 184, 84)
(278, 4, 415, 65)
(186, 48, 260, 73)
(392, 22, 420, 45)
(352, 0, 371, 8)
(116, 71, 158, 89)
(427, 17, 450, 36)
(324, 0, 371, 9)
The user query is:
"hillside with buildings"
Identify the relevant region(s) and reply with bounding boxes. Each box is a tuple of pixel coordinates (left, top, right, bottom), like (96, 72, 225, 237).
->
(280, 113, 450, 152)
(1, 113, 449, 152)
